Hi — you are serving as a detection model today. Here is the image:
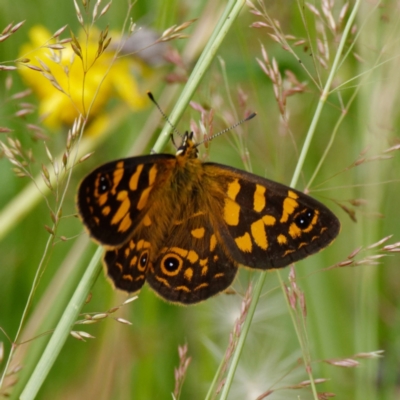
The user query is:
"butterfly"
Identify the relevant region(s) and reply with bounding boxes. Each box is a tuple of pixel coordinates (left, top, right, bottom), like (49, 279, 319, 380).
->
(77, 114, 340, 305)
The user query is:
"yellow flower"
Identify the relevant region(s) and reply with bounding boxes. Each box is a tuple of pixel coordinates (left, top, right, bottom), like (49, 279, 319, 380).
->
(18, 25, 152, 130)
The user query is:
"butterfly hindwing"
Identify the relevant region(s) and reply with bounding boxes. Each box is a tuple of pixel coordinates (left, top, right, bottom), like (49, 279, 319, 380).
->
(77, 154, 175, 246)
(104, 205, 238, 304)
(146, 214, 238, 304)
(104, 236, 151, 293)
(204, 163, 340, 269)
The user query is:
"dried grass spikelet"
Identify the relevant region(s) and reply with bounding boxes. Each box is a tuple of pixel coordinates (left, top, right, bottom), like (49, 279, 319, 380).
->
(18, 25, 154, 130)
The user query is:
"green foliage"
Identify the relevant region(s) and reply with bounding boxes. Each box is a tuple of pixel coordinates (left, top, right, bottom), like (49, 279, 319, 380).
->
(0, 0, 399, 399)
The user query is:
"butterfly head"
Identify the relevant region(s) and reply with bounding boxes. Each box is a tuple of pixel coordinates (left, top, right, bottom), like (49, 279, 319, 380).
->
(175, 131, 199, 159)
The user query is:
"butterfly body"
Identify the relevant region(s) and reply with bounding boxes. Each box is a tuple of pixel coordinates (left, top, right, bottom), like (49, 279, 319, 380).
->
(77, 132, 340, 304)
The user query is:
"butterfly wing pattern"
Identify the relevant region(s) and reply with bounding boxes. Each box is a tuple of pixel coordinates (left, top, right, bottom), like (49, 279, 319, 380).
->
(77, 132, 340, 305)
(77, 154, 175, 247)
(203, 163, 340, 270)
(101, 206, 239, 304)
(142, 214, 239, 304)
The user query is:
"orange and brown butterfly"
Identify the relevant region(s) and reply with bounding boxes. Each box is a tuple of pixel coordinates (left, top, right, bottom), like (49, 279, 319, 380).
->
(77, 95, 340, 305)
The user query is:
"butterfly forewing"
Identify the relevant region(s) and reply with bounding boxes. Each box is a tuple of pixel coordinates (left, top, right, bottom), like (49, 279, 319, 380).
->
(77, 154, 175, 246)
(204, 163, 340, 269)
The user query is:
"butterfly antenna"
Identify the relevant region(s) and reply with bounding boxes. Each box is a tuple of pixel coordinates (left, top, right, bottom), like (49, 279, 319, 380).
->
(196, 112, 257, 147)
(147, 92, 183, 142)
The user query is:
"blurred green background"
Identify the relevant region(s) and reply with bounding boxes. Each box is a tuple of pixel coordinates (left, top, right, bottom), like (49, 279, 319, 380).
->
(0, 0, 399, 399)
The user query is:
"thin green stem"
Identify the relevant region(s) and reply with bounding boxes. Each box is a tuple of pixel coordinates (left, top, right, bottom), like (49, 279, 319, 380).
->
(6, 10, 138, 394)
(0, 113, 88, 391)
(152, 0, 245, 153)
(204, 355, 225, 400)
(306, 88, 358, 190)
(19, 247, 103, 400)
(17, 1, 246, 398)
(0, 233, 54, 388)
(296, 0, 322, 89)
(291, 0, 361, 188)
(307, 4, 390, 191)
(276, 272, 318, 398)
(218, 274, 265, 400)
(217, 1, 361, 399)
(218, 56, 252, 173)
(336, 0, 382, 74)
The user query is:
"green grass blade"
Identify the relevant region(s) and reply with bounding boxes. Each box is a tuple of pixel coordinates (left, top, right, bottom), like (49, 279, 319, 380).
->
(18, 1, 247, 398)
(152, 0, 247, 153)
(216, 1, 362, 398)
(19, 247, 103, 400)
